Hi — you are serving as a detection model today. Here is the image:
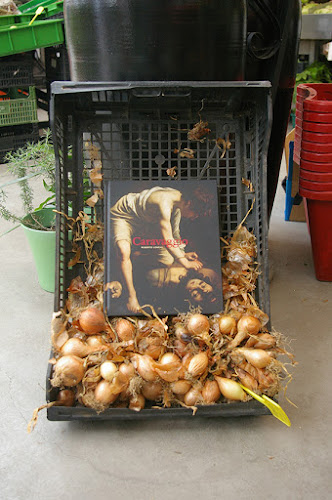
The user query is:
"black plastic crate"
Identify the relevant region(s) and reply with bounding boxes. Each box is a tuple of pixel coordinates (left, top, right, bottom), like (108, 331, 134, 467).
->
(49, 81, 272, 421)
(0, 123, 39, 161)
(0, 59, 34, 88)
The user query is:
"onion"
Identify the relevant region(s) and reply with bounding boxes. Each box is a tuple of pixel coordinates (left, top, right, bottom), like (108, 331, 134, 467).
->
(155, 353, 183, 382)
(61, 338, 90, 357)
(138, 337, 162, 359)
(187, 314, 210, 336)
(95, 380, 118, 405)
(119, 362, 135, 379)
(100, 361, 118, 382)
(215, 376, 247, 401)
(218, 315, 237, 335)
(79, 307, 106, 334)
(202, 380, 221, 404)
(174, 323, 192, 342)
(187, 352, 209, 377)
(182, 353, 193, 370)
(129, 394, 145, 411)
(115, 318, 136, 341)
(160, 353, 181, 365)
(52, 355, 85, 387)
(246, 333, 276, 350)
(184, 388, 201, 406)
(237, 315, 261, 335)
(133, 354, 158, 382)
(56, 389, 75, 406)
(173, 339, 188, 358)
(170, 379, 192, 396)
(86, 335, 105, 347)
(235, 368, 258, 391)
(142, 381, 163, 400)
(237, 348, 273, 369)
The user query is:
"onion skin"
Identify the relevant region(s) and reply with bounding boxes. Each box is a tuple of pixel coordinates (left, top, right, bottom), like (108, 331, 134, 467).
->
(218, 315, 237, 335)
(129, 394, 145, 411)
(202, 380, 221, 404)
(187, 314, 210, 336)
(52, 355, 85, 387)
(235, 368, 259, 391)
(79, 307, 106, 335)
(187, 352, 209, 377)
(138, 337, 162, 359)
(56, 389, 75, 406)
(237, 348, 273, 369)
(246, 333, 276, 350)
(115, 318, 136, 341)
(133, 354, 158, 382)
(215, 376, 247, 401)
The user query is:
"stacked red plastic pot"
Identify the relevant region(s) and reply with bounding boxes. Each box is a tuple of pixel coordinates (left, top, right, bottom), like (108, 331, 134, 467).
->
(294, 83, 332, 281)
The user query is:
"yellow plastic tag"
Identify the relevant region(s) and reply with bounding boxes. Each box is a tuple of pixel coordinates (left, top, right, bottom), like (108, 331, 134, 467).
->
(239, 384, 291, 427)
(29, 6, 45, 26)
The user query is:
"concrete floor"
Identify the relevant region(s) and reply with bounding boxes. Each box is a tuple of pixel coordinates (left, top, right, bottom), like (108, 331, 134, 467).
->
(0, 158, 331, 500)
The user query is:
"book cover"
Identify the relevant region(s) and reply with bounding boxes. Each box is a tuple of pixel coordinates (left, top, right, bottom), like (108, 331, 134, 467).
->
(104, 180, 223, 316)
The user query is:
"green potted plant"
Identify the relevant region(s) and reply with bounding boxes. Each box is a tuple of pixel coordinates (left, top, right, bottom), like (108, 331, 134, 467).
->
(0, 129, 57, 292)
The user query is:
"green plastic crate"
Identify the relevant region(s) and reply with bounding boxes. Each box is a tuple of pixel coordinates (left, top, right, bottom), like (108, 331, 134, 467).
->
(0, 18, 64, 57)
(0, 86, 38, 127)
(19, 0, 63, 15)
(0, 1, 64, 27)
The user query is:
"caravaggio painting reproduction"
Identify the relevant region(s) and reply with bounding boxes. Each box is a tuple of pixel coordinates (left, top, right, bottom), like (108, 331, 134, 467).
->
(105, 180, 223, 316)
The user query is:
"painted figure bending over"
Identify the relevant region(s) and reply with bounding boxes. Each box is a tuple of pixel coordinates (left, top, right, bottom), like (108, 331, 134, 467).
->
(110, 186, 210, 312)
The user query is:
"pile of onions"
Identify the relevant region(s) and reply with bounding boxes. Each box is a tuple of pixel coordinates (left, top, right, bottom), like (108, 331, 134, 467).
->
(50, 302, 288, 413)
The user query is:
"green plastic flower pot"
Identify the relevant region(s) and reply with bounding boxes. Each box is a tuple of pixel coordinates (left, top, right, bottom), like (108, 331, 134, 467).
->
(21, 207, 56, 293)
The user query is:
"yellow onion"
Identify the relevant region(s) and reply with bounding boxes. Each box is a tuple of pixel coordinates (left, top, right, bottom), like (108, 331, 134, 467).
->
(142, 381, 163, 400)
(215, 376, 247, 401)
(129, 394, 145, 411)
(52, 355, 85, 387)
(237, 348, 273, 369)
(56, 389, 75, 406)
(182, 353, 193, 371)
(110, 371, 130, 394)
(173, 339, 188, 358)
(160, 353, 181, 365)
(79, 307, 106, 334)
(133, 354, 158, 382)
(202, 380, 221, 404)
(61, 337, 107, 358)
(86, 335, 106, 347)
(174, 323, 192, 342)
(237, 315, 261, 335)
(235, 368, 258, 391)
(115, 318, 136, 341)
(100, 361, 118, 382)
(138, 337, 163, 359)
(95, 380, 118, 405)
(170, 379, 192, 396)
(187, 314, 210, 336)
(187, 352, 209, 377)
(155, 353, 184, 382)
(119, 362, 135, 379)
(246, 333, 276, 350)
(184, 387, 201, 406)
(218, 315, 237, 335)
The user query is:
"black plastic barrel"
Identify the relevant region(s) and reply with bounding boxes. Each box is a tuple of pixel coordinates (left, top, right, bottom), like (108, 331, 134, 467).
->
(64, 0, 247, 81)
(246, 0, 301, 216)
